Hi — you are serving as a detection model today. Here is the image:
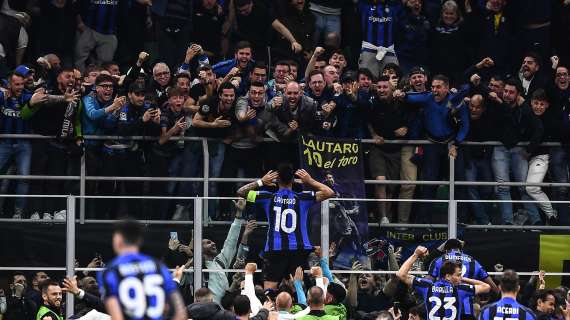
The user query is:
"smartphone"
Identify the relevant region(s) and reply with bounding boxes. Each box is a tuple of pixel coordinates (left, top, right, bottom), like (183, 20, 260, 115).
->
(170, 231, 178, 241)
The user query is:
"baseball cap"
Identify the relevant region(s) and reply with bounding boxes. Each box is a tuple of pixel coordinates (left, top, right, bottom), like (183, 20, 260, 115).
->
(409, 66, 427, 77)
(128, 83, 146, 94)
(14, 65, 32, 77)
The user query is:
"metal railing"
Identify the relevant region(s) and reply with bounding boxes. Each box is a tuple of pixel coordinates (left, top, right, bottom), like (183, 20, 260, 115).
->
(1, 134, 567, 229)
(0, 134, 569, 316)
(1, 195, 570, 318)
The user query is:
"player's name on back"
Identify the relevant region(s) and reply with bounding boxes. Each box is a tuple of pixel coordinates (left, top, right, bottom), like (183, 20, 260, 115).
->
(444, 253, 472, 262)
(431, 286, 454, 294)
(274, 196, 296, 205)
(497, 307, 520, 315)
(118, 260, 157, 276)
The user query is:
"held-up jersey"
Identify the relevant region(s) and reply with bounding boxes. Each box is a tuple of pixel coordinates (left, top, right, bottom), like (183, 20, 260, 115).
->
(357, 0, 403, 49)
(98, 253, 177, 320)
(247, 189, 316, 252)
(0, 91, 32, 135)
(429, 250, 489, 280)
(413, 277, 475, 320)
(479, 297, 536, 320)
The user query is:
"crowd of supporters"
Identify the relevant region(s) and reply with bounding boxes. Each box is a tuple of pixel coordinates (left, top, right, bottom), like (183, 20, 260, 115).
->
(0, 0, 569, 226)
(2, 229, 569, 320)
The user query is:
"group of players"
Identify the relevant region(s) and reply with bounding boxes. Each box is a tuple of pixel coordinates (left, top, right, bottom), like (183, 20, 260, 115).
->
(85, 164, 556, 320)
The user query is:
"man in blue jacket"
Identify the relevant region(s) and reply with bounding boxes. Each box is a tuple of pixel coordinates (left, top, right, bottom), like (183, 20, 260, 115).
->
(394, 74, 473, 223)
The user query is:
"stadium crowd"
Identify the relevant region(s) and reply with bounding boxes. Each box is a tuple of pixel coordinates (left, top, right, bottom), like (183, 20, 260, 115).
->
(0, 0, 569, 227)
(1, 218, 570, 320)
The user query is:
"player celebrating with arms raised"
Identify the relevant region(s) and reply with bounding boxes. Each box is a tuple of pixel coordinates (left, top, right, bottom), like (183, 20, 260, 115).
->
(98, 220, 187, 320)
(237, 163, 334, 290)
(397, 246, 491, 320)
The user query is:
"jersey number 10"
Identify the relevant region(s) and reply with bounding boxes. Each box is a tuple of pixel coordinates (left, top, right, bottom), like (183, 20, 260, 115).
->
(118, 274, 165, 318)
(273, 206, 297, 233)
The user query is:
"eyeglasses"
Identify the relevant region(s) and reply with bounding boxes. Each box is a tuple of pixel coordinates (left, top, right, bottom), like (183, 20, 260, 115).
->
(97, 84, 114, 89)
(556, 73, 569, 78)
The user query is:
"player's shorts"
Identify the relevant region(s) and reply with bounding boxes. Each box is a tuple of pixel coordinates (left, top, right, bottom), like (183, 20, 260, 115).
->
(368, 145, 400, 180)
(263, 250, 311, 283)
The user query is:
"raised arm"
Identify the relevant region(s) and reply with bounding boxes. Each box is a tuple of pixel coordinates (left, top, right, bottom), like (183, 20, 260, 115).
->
(304, 47, 325, 80)
(396, 246, 428, 287)
(271, 19, 302, 53)
(294, 169, 334, 202)
(236, 171, 279, 198)
(461, 277, 491, 295)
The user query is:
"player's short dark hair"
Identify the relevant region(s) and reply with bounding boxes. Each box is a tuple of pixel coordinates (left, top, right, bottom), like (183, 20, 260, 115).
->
(167, 86, 186, 98)
(330, 49, 345, 57)
(432, 74, 450, 87)
(499, 270, 520, 293)
(253, 61, 267, 71)
(535, 289, 556, 303)
(250, 81, 265, 89)
(194, 287, 213, 302)
(95, 74, 115, 85)
(440, 261, 461, 278)
(358, 68, 375, 82)
(524, 51, 542, 67)
(383, 63, 402, 79)
(490, 74, 505, 83)
(308, 70, 324, 81)
(113, 219, 143, 246)
(85, 64, 103, 75)
(56, 67, 76, 78)
(218, 82, 236, 95)
(275, 60, 290, 68)
(278, 163, 294, 184)
(307, 286, 324, 305)
(233, 295, 251, 316)
(234, 41, 252, 52)
(40, 279, 60, 294)
(174, 72, 191, 82)
(444, 239, 463, 251)
(504, 78, 522, 93)
(327, 282, 346, 304)
(221, 290, 239, 310)
(531, 88, 549, 102)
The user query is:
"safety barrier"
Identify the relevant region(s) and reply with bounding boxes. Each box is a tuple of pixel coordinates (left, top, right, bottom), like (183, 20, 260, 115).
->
(0, 134, 569, 317)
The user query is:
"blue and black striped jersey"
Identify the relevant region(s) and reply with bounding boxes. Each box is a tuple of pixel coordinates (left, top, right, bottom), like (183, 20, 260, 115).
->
(247, 189, 316, 252)
(413, 277, 475, 320)
(0, 91, 32, 135)
(79, 0, 120, 35)
(479, 297, 536, 320)
(429, 250, 490, 280)
(358, 0, 403, 49)
(98, 253, 177, 320)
